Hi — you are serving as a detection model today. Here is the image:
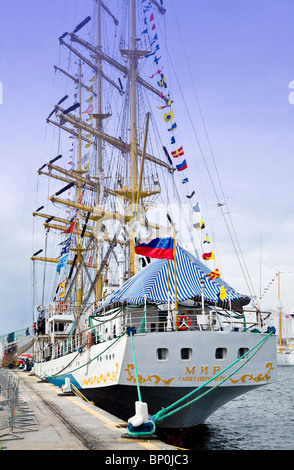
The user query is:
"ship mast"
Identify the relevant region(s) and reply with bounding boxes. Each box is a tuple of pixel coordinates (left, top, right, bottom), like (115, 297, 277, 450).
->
(118, 0, 166, 276)
(129, 0, 138, 276)
(130, 0, 138, 195)
(125, 0, 154, 276)
(96, 0, 103, 302)
(75, 60, 83, 312)
(31, 0, 169, 308)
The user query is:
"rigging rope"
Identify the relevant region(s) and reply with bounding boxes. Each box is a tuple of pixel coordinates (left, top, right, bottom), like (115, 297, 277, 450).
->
(156, 0, 256, 297)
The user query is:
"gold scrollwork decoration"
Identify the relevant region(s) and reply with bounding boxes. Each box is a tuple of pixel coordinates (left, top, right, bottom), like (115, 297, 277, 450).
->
(124, 363, 174, 385)
(229, 362, 274, 384)
(81, 363, 119, 386)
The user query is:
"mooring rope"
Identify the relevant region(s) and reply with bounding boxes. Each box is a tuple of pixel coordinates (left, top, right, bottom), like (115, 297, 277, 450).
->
(45, 331, 127, 378)
(153, 331, 274, 423)
(71, 383, 94, 405)
(129, 329, 142, 402)
(43, 327, 273, 435)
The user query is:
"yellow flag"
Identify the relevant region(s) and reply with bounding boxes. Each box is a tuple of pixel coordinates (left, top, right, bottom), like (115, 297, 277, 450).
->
(85, 142, 92, 148)
(84, 162, 90, 170)
(89, 76, 95, 82)
(87, 84, 94, 92)
(204, 234, 210, 244)
(219, 285, 227, 301)
(86, 133, 93, 139)
(164, 110, 174, 122)
(86, 96, 93, 103)
(59, 280, 65, 298)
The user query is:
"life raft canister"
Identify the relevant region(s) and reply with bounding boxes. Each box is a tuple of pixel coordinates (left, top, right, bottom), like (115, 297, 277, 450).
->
(177, 315, 191, 330)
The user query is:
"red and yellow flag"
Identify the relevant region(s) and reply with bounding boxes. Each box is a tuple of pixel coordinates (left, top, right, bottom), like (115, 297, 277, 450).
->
(207, 268, 220, 280)
(202, 251, 215, 261)
(171, 146, 184, 158)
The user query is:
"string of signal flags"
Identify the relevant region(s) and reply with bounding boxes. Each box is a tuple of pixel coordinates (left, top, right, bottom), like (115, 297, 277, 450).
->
(141, 0, 226, 299)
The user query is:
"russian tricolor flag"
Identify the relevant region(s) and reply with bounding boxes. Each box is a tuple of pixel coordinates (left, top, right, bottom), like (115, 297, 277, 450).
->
(176, 159, 188, 171)
(135, 237, 174, 260)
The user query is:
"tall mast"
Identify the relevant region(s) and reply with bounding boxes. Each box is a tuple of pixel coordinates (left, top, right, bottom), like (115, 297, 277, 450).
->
(96, 0, 103, 195)
(130, 0, 138, 194)
(129, 0, 138, 276)
(124, 0, 160, 276)
(96, 0, 103, 302)
(76, 59, 83, 312)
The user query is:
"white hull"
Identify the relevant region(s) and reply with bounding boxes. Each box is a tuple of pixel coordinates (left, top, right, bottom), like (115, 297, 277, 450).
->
(277, 350, 294, 366)
(33, 330, 277, 432)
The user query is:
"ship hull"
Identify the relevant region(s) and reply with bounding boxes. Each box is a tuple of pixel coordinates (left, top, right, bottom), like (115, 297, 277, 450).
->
(33, 330, 277, 432)
(277, 351, 294, 365)
(64, 382, 258, 429)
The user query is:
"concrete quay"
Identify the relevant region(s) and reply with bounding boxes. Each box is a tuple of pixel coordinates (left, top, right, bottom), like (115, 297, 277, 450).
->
(0, 370, 175, 451)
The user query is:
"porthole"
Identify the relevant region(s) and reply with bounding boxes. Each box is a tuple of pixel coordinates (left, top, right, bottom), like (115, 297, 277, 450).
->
(157, 348, 168, 360)
(215, 348, 227, 360)
(181, 348, 192, 360)
(238, 348, 249, 359)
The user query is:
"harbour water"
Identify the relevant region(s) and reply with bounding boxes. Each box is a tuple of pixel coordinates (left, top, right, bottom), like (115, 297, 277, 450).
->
(185, 367, 293, 450)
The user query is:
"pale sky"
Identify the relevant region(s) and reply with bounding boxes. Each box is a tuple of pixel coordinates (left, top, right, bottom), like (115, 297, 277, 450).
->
(0, 0, 294, 336)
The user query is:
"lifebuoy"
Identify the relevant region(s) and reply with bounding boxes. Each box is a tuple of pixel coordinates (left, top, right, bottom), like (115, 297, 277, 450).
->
(177, 315, 191, 331)
(87, 333, 92, 345)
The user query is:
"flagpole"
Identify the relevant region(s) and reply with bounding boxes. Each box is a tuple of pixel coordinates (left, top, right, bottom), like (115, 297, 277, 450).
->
(166, 260, 172, 331)
(173, 224, 178, 329)
(167, 260, 170, 309)
(76, 59, 83, 315)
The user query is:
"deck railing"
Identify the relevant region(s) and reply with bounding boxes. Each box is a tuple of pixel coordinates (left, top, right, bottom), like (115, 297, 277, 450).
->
(35, 308, 259, 363)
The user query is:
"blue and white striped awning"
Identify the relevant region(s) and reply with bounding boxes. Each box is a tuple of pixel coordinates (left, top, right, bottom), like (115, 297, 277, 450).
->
(98, 246, 250, 312)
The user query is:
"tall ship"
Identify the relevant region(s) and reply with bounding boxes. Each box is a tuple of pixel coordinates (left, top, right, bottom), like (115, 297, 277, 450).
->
(31, 0, 277, 444)
(275, 272, 294, 366)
